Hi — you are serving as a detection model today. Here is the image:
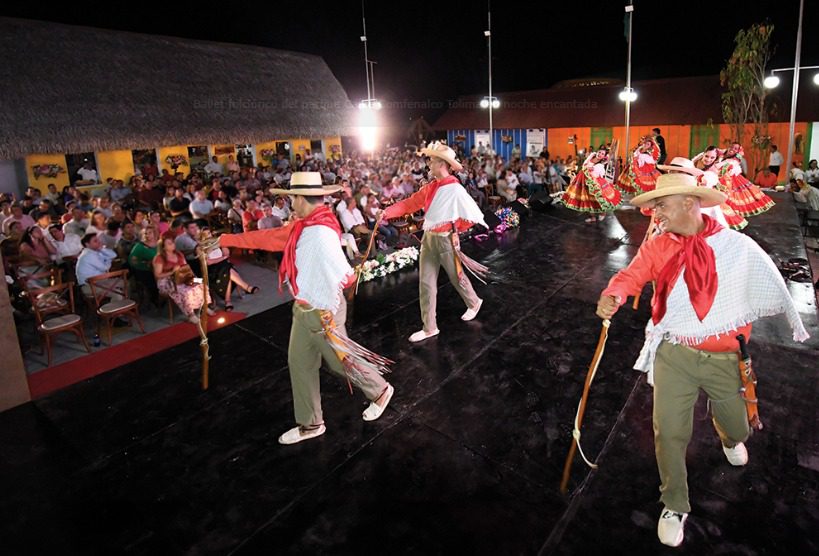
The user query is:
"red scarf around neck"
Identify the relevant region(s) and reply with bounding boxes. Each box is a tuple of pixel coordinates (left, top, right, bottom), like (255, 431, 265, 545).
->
(653, 214, 723, 325)
(278, 204, 341, 296)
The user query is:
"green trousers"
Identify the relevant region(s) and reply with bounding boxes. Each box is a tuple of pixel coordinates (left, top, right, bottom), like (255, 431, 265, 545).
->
(419, 232, 480, 332)
(287, 299, 388, 427)
(653, 341, 751, 513)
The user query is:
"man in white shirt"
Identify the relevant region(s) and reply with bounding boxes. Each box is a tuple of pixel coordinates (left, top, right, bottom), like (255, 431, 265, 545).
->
(63, 207, 90, 237)
(2, 203, 35, 235)
(339, 197, 371, 239)
(76, 162, 99, 184)
(257, 204, 283, 229)
(48, 225, 82, 262)
(189, 190, 214, 219)
(204, 156, 223, 177)
(271, 196, 291, 221)
(768, 145, 784, 176)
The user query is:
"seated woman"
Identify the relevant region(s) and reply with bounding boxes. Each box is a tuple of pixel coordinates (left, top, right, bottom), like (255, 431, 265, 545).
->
(152, 232, 214, 324)
(17, 225, 57, 287)
(227, 199, 245, 233)
(148, 211, 170, 235)
(129, 226, 160, 305)
(198, 226, 257, 311)
(84, 210, 108, 237)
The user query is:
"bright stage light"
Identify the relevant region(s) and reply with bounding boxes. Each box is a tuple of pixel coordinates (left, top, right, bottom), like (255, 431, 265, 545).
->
(618, 88, 637, 102)
(763, 75, 780, 89)
(814, 73, 819, 86)
(491, 98, 500, 109)
(217, 317, 226, 324)
(480, 98, 489, 108)
(358, 106, 379, 152)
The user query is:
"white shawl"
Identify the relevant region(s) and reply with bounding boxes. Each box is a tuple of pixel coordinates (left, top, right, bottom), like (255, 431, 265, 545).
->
(634, 228, 809, 383)
(293, 225, 353, 313)
(423, 183, 488, 231)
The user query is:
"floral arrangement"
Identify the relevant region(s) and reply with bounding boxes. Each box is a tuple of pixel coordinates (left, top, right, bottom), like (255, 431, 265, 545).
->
(164, 154, 188, 167)
(32, 164, 65, 179)
(494, 207, 520, 230)
(260, 149, 277, 160)
(356, 246, 419, 282)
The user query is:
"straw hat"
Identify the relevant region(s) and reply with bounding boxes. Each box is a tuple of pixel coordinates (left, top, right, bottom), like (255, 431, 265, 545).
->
(657, 156, 703, 176)
(418, 141, 463, 172)
(269, 172, 341, 196)
(631, 173, 726, 208)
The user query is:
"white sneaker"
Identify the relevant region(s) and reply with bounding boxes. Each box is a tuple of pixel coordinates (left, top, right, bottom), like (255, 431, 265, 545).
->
(409, 329, 439, 343)
(187, 314, 200, 324)
(206, 307, 217, 316)
(461, 298, 483, 321)
(723, 442, 749, 466)
(278, 424, 326, 445)
(657, 508, 688, 547)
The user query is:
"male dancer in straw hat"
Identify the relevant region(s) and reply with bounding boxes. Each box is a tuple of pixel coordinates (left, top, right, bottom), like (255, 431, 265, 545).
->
(380, 141, 488, 343)
(596, 173, 808, 547)
(209, 172, 394, 444)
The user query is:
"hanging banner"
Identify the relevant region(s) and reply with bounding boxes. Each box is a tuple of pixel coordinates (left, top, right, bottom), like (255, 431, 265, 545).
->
(475, 130, 491, 153)
(526, 129, 546, 158)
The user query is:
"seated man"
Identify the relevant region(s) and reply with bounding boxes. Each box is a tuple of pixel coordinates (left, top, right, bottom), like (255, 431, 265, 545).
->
(189, 189, 214, 219)
(48, 224, 83, 263)
(76, 233, 122, 301)
(175, 220, 201, 271)
(753, 167, 778, 188)
(339, 197, 372, 241)
(257, 203, 283, 229)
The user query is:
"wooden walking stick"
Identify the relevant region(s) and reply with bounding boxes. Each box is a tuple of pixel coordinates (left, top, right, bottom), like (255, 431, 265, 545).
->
(354, 215, 383, 294)
(196, 247, 212, 390)
(560, 319, 610, 494)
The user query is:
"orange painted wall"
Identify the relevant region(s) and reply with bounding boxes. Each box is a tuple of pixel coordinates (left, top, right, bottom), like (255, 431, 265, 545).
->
(547, 127, 591, 160)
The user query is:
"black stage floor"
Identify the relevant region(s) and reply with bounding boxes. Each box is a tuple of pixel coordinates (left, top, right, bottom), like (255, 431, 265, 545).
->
(2, 193, 818, 555)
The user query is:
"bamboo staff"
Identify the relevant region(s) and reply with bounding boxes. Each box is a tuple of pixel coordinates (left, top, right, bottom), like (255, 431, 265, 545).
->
(560, 319, 610, 494)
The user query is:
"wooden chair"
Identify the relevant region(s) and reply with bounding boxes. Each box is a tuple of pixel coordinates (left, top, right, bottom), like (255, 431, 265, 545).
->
(30, 281, 90, 367)
(18, 266, 63, 292)
(86, 269, 145, 345)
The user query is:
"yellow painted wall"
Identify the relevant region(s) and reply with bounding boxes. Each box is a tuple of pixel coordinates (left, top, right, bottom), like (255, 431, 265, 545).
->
(290, 139, 311, 162)
(26, 154, 70, 192)
(97, 149, 134, 184)
(157, 145, 190, 176)
(325, 136, 342, 160)
(255, 141, 278, 167)
(212, 145, 236, 167)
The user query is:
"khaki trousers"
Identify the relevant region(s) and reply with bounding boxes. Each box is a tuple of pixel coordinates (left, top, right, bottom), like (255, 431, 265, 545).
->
(288, 299, 388, 427)
(419, 232, 480, 332)
(653, 341, 750, 513)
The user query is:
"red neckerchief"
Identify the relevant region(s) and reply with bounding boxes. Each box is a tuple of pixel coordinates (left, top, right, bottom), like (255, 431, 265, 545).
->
(278, 204, 341, 296)
(653, 214, 723, 324)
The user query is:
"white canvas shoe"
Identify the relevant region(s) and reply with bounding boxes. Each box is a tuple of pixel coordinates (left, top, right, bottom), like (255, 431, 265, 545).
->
(657, 508, 688, 547)
(723, 442, 749, 466)
(409, 329, 439, 343)
(278, 424, 326, 445)
(461, 298, 483, 321)
(362, 384, 394, 421)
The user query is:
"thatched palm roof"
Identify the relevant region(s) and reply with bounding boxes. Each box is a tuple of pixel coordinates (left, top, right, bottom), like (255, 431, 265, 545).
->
(0, 17, 357, 159)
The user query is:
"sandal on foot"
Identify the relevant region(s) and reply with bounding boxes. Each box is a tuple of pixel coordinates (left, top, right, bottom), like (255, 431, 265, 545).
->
(247, 286, 259, 295)
(224, 304, 234, 312)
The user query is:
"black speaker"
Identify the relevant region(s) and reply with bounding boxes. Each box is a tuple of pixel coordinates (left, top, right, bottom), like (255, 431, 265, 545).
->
(529, 191, 552, 213)
(483, 209, 501, 228)
(509, 200, 531, 221)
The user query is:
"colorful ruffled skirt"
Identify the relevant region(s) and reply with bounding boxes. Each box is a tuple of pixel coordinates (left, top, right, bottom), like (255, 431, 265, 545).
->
(616, 161, 660, 195)
(562, 169, 622, 213)
(719, 174, 775, 217)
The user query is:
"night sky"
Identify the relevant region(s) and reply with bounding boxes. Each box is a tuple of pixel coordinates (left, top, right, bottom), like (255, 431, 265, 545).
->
(3, 0, 817, 138)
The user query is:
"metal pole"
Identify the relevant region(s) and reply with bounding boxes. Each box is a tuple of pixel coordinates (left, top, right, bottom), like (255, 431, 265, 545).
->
(362, 1, 371, 102)
(624, 1, 634, 154)
(785, 0, 804, 181)
(487, 3, 494, 155)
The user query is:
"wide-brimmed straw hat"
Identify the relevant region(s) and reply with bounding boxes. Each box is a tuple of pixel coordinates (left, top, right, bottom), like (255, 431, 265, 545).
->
(657, 156, 703, 176)
(269, 172, 341, 196)
(417, 141, 463, 172)
(631, 173, 726, 208)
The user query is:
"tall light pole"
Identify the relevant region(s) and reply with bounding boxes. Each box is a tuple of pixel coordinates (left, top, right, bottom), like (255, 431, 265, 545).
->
(786, 0, 804, 178)
(486, 2, 494, 154)
(624, 1, 634, 153)
(361, 0, 371, 103)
